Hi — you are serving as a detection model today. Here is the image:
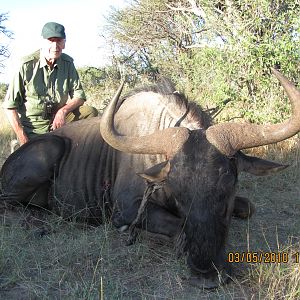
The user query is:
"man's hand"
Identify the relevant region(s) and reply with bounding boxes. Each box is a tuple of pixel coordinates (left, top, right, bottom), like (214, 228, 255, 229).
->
(51, 108, 67, 130)
(5, 108, 29, 145)
(51, 98, 84, 131)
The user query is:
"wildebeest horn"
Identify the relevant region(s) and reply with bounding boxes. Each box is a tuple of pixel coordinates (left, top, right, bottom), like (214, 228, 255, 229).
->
(100, 82, 190, 157)
(206, 68, 300, 156)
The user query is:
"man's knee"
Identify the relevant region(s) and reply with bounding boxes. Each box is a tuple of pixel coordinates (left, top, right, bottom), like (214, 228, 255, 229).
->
(81, 105, 98, 119)
(66, 105, 98, 123)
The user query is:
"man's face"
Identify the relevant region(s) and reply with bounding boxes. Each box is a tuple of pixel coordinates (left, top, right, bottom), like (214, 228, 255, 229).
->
(42, 37, 65, 61)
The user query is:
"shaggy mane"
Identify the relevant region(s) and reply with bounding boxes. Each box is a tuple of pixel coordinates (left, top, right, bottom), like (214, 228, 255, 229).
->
(120, 78, 212, 129)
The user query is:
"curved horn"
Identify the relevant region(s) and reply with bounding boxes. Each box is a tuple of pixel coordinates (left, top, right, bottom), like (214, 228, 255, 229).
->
(206, 68, 300, 156)
(100, 82, 190, 157)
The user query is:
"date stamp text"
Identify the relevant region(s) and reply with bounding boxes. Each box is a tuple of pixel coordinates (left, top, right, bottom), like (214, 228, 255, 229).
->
(227, 251, 299, 263)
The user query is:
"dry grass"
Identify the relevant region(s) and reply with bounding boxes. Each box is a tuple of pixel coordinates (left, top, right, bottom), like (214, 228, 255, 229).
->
(247, 242, 300, 299)
(0, 105, 300, 299)
(0, 107, 15, 166)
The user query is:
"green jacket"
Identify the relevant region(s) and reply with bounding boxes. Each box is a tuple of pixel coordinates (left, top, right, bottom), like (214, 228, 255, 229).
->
(3, 50, 86, 135)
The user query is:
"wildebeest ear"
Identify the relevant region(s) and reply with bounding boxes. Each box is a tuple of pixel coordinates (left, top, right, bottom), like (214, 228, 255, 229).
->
(137, 160, 170, 182)
(236, 151, 289, 176)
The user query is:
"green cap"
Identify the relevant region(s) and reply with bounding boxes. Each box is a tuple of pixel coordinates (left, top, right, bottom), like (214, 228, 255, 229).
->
(41, 22, 66, 39)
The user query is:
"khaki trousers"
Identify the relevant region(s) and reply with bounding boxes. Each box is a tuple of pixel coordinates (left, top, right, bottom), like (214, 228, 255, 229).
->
(26, 105, 98, 139)
(65, 105, 98, 123)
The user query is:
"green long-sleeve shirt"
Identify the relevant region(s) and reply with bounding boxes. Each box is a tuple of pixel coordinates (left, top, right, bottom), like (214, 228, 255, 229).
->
(3, 49, 86, 134)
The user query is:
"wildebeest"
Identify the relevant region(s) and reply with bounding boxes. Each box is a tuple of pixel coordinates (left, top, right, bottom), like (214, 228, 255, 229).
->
(0, 68, 299, 288)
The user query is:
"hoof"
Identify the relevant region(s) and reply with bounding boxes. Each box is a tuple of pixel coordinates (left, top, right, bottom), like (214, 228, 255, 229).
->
(118, 225, 129, 232)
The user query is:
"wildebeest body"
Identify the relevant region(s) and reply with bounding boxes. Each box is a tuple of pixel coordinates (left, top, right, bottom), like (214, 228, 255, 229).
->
(49, 88, 209, 221)
(1, 70, 299, 288)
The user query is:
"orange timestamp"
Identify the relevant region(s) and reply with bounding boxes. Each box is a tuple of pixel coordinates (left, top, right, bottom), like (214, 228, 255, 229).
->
(227, 251, 300, 263)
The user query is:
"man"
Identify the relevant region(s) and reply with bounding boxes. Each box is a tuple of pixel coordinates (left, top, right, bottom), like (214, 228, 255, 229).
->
(3, 22, 98, 145)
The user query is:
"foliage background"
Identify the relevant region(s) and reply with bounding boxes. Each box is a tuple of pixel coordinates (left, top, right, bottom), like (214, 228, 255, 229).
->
(2, 1, 300, 124)
(95, 0, 300, 123)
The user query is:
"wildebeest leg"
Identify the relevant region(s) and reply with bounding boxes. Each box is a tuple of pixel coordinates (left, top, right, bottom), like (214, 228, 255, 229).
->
(0, 135, 66, 206)
(143, 202, 183, 234)
(140, 202, 183, 238)
(127, 182, 165, 245)
(113, 198, 182, 240)
(233, 196, 255, 219)
(25, 183, 50, 207)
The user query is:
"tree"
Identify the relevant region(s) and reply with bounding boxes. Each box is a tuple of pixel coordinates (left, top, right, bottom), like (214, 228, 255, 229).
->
(0, 12, 13, 72)
(104, 0, 300, 123)
(77, 65, 126, 112)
